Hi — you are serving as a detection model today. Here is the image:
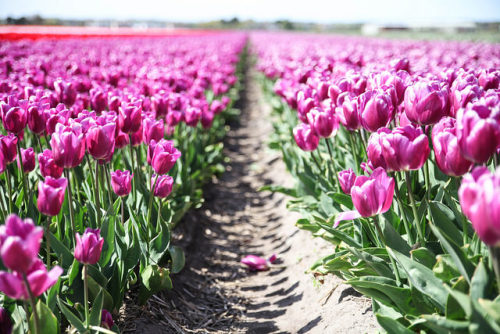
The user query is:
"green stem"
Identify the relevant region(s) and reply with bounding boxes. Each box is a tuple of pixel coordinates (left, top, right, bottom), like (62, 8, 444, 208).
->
(348, 132, 359, 174)
(310, 151, 322, 173)
(36, 136, 43, 153)
(128, 138, 136, 203)
(85, 155, 95, 186)
(94, 161, 101, 226)
(83, 264, 90, 329)
(156, 198, 162, 230)
(423, 160, 432, 235)
(22, 273, 40, 334)
(405, 171, 425, 246)
(45, 216, 51, 269)
(105, 164, 113, 208)
(5, 168, 12, 213)
(325, 138, 340, 192)
(147, 174, 159, 224)
(121, 196, 125, 226)
(64, 169, 76, 242)
(16, 140, 28, 210)
(394, 174, 415, 245)
(0, 186, 6, 221)
(489, 246, 500, 295)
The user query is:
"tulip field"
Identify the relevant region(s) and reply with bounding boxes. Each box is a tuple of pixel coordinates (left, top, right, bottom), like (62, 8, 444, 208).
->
(0, 28, 499, 333)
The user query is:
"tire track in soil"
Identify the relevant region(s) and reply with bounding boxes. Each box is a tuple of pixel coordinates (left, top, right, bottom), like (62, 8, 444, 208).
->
(120, 66, 380, 334)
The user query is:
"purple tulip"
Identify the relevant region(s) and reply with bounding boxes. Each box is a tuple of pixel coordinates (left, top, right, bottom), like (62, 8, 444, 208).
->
(0, 307, 13, 334)
(50, 123, 86, 169)
(0, 214, 43, 274)
(432, 117, 473, 176)
(86, 122, 116, 161)
(338, 169, 357, 194)
(0, 134, 18, 164)
(90, 88, 108, 114)
(150, 139, 181, 175)
(185, 106, 201, 127)
(54, 79, 77, 106)
(367, 125, 430, 172)
(118, 100, 142, 134)
(449, 83, 482, 118)
(293, 123, 319, 151)
(142, 117, 164, 144)
(38, 149, 64, 179)
(337, 93, 361, 131)
(151, 174, 174, 198)
(456, 99, 500, 164)
(201, 110, 215, 129)
(459, 167, 500, 245)
(110, 170, 133, 197)
(0, 258, 62, 299)
(404, 80, 449, 125)
(37, 177, 67, 216)
(241, 254, 277, 271)
(358, 90, 395, 132)
(74, 228, 104, 265)
(1, 96, 28, 135)
(306, 107, 339, 138)
(18, 147, 35, 173)
(101, 309, 114, 329)
(27, 104, 49, 135)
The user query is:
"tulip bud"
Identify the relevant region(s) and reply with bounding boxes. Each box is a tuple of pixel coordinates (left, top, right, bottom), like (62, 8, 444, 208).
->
(338, 169, 357, 194)
(142, 117, 164, 144)
(337, 93, 361, 131)
(293, 123, 319, 151)
(110, 170, 133, 197)
(101, 309, 114, 329)
(38, 149, 64, 179)
(306, 107, 339, 138)
(150, 139, 181, 175)
(18, 147, 35, 173)
(404, 80, 448, 125)
(74, 228, 104, 265)
(151, 174, 174, 198)
(201, 110, 215, 129)
(431, 117, 473, 176)
(358, 90, 395, 132)
(50, 123, 86, 169)
(184, 107, 201, 127)
(351, 167, 395, 218)
(54, 79, 77, 106)
(86, 123, 116, 161)
(37, 176, 67, 216)
(27, 104, 49, 135)
(0, 134, 18, 164)
(118, 100, 142, 134)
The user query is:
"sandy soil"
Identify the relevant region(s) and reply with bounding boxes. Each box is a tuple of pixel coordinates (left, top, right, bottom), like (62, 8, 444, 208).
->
(119, 67, 380, 334)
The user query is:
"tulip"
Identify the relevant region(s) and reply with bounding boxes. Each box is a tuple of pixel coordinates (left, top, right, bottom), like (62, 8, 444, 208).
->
(293, 123, 319, 151)
(432, 117, 473, 176)
(38, 149, 64, 179)
(201, 110, 215, 129)
(101, 309, 114, 329)
(306, 107, 339, 138)
(130, 123, 143, 147)
(404, 80, 448, 125)
(367, 125, 430, 172)
(110, 170, 133, 197)
(449, 84, 482, 118)
(0, 134, 18, 164)
(118, 100, 142, 134)
(151, 174, 174, 198)
(74, 228, 104, 265)
(50, 124, 86, 169)
(0, 258, 62, 299)
(241, 254, 278, 271)
(456, 100, 500, 164)
(90, 88, 107, 114)
(86, 122, 116, 161)
(18, 147, 35, 173)
(142, 117, 164, 144)
(0, 214, 43, 274)
(459, 167, 500, 245)
(37, 177, 67, 216)
(210, 100, 225, 114)
(478, 69, 500, 90)
(338, 169, 357, 194)
(53, 79, 76, 106)
(150, 139, 181, 175)
(0, 307, 12, 334)
(115, 131, 130, 149)
(1, 96, 28, 135)
(358, 90, 395, 132)
(337, 93, 361, 131)
(185, 106, 201, 127)
(335, 167, 395, 226)
(27, 104, 49, 135)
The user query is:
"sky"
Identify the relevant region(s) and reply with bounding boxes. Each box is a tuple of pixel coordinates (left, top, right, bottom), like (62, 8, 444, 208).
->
(1, 0, 500, 24)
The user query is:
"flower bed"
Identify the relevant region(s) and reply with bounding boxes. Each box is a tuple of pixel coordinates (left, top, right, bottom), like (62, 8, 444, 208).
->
(254, 32, 500, 333)
(0, 33, 246, 333)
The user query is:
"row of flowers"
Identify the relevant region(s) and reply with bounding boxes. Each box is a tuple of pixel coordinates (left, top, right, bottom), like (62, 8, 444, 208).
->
(254, 32, 500, 333)
(0, 34, 246, 333)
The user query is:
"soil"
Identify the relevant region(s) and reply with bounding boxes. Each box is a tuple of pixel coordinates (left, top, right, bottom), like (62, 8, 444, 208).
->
(118, 67, 380, 333)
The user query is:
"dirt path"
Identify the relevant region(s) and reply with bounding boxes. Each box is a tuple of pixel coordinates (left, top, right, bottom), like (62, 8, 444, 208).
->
(121, 67, 380, 333)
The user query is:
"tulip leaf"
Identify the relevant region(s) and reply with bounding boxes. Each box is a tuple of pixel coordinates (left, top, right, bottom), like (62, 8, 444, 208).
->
(169, 245, 185, 274)
(470, 259, 491, 301)
(478, 299, 500, 322)
(330, 192, 353, 210)
(150, 220, 171, 263)
(99, 217, 115, 268)
(387, 247, 448, 312)
(429, 201, 462, 245)
(316, 221, 362, 248)
(29, 300, 59, 334)
(139, 265, 173, 304)
(87, 274, 114, 311)
(346, 246, 395, 279)
(375, 314, 413, 334)
(46, 277, 61, 312)
(380, 216, 411, 255)
(411, 247, 436, 269)
(48, 232, 74, 268)
(89, 289, 104, 327)
(68, 258, 80, 286)
(420, 314, 470, 333)
(57, 296, 86, 333)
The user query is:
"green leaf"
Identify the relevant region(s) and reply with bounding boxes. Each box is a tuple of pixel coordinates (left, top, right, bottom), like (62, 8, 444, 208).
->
(57, 297, 86, 333)
(139, 265, 173, 304)
(30, 300, 59, 334)
(470, 259, 491, 301)
(429, 201, 463, 245)
(330, 193, 353, 210)
(47, 232, 73, 268)
(258, 185, 297, 197)
(317, 221, 362, 248)
(87, 275, 114, 311)
(376, 314, 413, 334)
(68, 258, 80, 286)
(380, 216, 411, 255)
(99, 218, 115, 267)
(444, 285, 472, 318)
(420, 314, 470, 333)
(411, 247, 436, 269)
(433, 254, 461, 282)
(150, 220, 171, 263)
(387, 247, 448, 312)
(169, 245, 185, 274)
(478, 298, 500, 322)
(346, 246, 395, 279)
(89, 289, 104, 327)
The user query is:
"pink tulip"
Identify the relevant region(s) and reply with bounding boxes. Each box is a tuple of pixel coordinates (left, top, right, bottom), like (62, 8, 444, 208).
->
(118, 100, 142, 134)
(185, 107, 201, 127)
(306, 107, 339, 138)
(335, 168, 395, 226)
(1, 96, 28, 135)
(18, 147, 35, 173)
(151, 174, 174, 198)
(241, 254, 277, 271)
(27, 104, 49, 135)
(201, 110, 215, 129)
(74, 228, 104, 265)
(337, 93, 361, 131)
(50, 123, 86, 169)
(110, 170, 133, 197)
(459, 167, 500, 245)
(404, 80, 448, 125)
(358, 90, 395, 132)
(0, 214, 43, 274)
(38, 149, 64, 179)
(86, 122, 116, 161)
(101, 309, 114, 329)
(142, 117, 164, 144)
(0, 258, 62, 299)
(456, 100, 500, 164)
(54, 79, 77, 106)
(293, 123, 319, 151)
(0, 134, 18, 164)
(150, 139, 181, 175)
(367, 125, 430, 172)
(37, 177, 67, 216)
(338, 169, 357, 194)
(432, 117, 473, 176)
